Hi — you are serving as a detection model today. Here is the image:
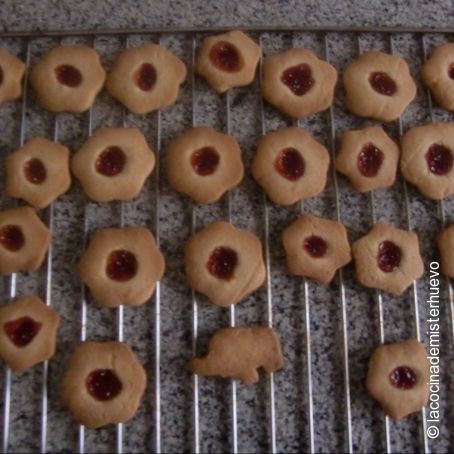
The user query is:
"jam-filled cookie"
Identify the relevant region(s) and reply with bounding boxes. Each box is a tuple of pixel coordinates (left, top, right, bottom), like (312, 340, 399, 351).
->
(72, 127, 155, 202)
(252, 127, 330, 205)
(0, 206, 51, 276)
(106, 44, 186, 114)
(436, 225, 454, 278)
(261, 48, 337, 118)
(343, 51, 416, 122)
(6, 137, 71, 209)
(335, 126, 400, 192)
(61, 341, 146, 429)
(165, 126, 244, 204)
(282, 214, 351, 284)
(185, 221, 266, 307)
(79, 227, 165, 308)
(0, 295, 59, 372)
(366, 339, 430, 420)
(196, 30, 261, 93)
(401, 122, 454, 200)
(30, 46, 105, 113)
(0, 48, 26, 104)
(352, 223, 424, 296)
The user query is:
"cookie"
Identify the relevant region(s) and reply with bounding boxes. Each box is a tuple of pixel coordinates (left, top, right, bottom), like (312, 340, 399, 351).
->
(6, 137, 71, 209)
(436, 224, 454, 278)
(79, 227, 165, 308)
(366, 339, 430, 420)
(30, 46, 105, 113)
(61, 341, 146, 429)
(0, 295, 59, 372)
(400, 122, 454, 200)
(195, 30, 261, 93)
(165, 126, 244, 204)
(185, 221, 266, 307)
(343, 51, 416, 122)
(0, 206, 51, 276)
(72, 127, 155, 202)
(352, 223, 424, 296)
(335, 126, 400, 192)
(106, 43, 186, 114)
(261, 48, 337, 118)
(0, 48, 26, 104)
(282, 214, 351, 284)
(252, 127, 330, 205)
(190, 326, 283, 385)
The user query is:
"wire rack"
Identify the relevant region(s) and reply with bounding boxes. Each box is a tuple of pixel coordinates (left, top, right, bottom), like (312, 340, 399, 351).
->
(0, 26, 452, 454)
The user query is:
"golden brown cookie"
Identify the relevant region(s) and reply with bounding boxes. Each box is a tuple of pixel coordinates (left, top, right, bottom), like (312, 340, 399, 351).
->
(79, 227, 165, 308)
(366, 339, 430, 420)
(72, 127, 155, 202)
(0, 295, 59, 372)
(6, 137, 71, 209)
(0, 48, 26, 104)
(282, 214, 351, 284)
(352, 223, 424, 296)
(30, 46, 105, 113)
(105, 44, 186, 114)
(261, 48, 337, 118)
(185, 221, 266, 307)
(400, 122, 454, 200)
(0, 206, 51, 276)
(165, 126, 244, 204)
(190, 326, 283, 385)
(61, 341, 146, 429)
(335, 126, 400, 192)
(252, 127, 330, 205)
(343, 51, 416, 122)
(436, 224, 454, 278)
(195, 30, 261, 93)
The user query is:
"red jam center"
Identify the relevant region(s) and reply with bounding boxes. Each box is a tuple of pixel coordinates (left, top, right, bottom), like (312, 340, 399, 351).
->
(4, 317, 42, 347)
(209, 41, 242, 73)
(357, 143, 384, 177)
(55, 64, 82, 87)
(135, 63, 157, 91)
(24, 158, 47, 184)
(389, 366, 417, 389)
(191, 147, 220, 176)
(106, 250, 138, 281)
(0, 225, 25, 252)
(377, 240, 402, 272)
(275, 148, 305, 181)
(86, 369, 123, 401)
(0, 66, 3, 85)
(448, 63, 454, 80)
(303, 235, 328, 258)
(425, 144, 453, 175)
(207, 246, 238, 280)
(96, 146, 126, 177)
(281, 64, 314, 96)
(369, 72, 397, 96)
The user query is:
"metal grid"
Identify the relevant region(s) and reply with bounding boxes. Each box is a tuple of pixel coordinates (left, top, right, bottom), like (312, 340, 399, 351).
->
(0, 27, 452, 453)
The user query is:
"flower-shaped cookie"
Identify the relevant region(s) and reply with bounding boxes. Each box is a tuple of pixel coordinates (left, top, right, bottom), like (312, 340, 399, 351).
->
(343, 51, 416, 122)
(401, 122, 454, 200)
(366, 339, 430, 420)
(0, 295, 59, 372)
(30, 46, 105, 113)
(61, 341, 146, 429)
(165, 126, 244, 204)
(196, 30, 261, 93)
(422, 43, 454, 111)
(252, 127, 330, 205)
(0, 48, 26, 104)
(185, 221, 266, 307)
(261, 48, 337, 118)
(106, 44, 186, 114)
(282, 214, 351, 284)
(72, 127, 155, 202)
(352, 223, 424, 296)
(0, 206, 51, 276)
(436, 225, 454, 278)
(79, 227, 165, 308)
(6, 137, 71, 208)
(335, 126, 400, 192)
